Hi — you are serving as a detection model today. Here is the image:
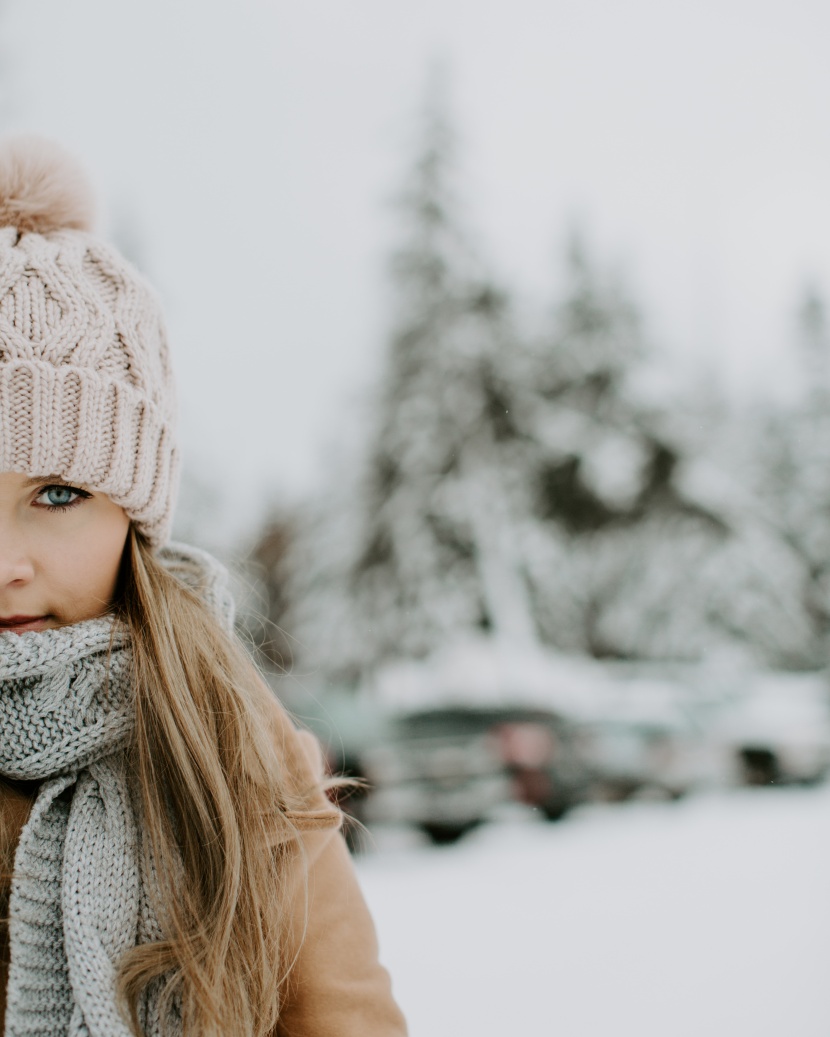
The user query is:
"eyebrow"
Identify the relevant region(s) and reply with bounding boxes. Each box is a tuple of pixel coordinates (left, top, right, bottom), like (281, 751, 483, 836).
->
(21, 474, 76, 488)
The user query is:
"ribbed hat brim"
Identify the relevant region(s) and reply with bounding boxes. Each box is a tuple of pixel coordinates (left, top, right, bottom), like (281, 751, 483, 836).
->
(0, 358, 177, 545)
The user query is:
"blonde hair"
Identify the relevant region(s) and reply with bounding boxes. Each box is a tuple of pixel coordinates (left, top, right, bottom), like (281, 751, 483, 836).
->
(114, 527, 341, 1036)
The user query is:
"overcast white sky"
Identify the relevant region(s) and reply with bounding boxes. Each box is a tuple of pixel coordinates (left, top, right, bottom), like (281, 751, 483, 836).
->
(3, 0, 830, 540)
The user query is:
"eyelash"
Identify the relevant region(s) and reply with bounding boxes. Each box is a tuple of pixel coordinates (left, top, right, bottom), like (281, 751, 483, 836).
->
(33, 484, 93, 512)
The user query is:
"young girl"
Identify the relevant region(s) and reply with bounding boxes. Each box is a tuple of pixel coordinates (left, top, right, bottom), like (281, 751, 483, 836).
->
(0, 137, 407, 1037)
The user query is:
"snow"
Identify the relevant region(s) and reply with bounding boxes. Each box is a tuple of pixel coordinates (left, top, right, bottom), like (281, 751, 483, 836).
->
(357, 786, 830, 1036)
(368, 634, 654, 713)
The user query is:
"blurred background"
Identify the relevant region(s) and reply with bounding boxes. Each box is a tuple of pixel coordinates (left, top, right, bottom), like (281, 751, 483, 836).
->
(4, 1, 830, 1033)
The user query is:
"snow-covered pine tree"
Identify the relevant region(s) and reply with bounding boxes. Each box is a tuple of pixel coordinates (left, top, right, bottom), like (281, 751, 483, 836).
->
(797, 281, 830, 406)
(738, 281, 830, 666)
(281, 97, 820, 682)
(517, 234, 697, 655)
(520, 237, 811, 665)
(285, 84, 539, 682)
(349, 86, 541, 660)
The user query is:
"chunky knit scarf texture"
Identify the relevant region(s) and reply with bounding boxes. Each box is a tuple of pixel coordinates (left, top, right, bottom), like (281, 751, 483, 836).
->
(0, 543, 234, 1037)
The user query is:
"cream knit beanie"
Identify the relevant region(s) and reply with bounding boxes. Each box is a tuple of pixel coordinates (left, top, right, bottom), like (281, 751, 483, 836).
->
(0, 136, 178, 547)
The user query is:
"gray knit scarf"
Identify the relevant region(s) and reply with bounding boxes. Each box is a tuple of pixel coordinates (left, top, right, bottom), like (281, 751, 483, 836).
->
(0, 543, 235, 1037)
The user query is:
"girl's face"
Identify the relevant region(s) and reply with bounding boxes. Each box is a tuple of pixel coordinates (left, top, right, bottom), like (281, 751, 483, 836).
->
(0, 471, 130, 634)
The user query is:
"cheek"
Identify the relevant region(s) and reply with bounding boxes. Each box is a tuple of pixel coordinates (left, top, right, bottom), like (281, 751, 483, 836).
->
(49, 511, 130, 619)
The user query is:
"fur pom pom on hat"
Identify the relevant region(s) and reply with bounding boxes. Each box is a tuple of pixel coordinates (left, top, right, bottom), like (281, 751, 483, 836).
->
(0, 135, 178, 547)
(0, 136, 96, 235)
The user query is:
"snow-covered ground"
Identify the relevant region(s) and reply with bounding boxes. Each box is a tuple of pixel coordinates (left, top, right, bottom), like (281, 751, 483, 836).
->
(357, 785, 830, 1036)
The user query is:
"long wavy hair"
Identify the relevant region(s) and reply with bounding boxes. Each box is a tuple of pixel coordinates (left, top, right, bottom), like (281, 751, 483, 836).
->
(112, 527, 341, 1036)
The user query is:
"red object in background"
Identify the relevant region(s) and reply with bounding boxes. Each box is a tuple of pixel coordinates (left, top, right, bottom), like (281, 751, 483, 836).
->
(509, 766, 556, 806)
(495, 722, 557, 768)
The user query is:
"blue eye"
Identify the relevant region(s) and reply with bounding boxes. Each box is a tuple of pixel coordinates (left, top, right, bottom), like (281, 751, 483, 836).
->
(45, 486, 75, 506)
(34, 484, 91, 510)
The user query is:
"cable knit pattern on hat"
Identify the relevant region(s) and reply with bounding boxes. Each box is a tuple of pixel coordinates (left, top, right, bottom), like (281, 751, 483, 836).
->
(0, 544, 233, 1037)
(0, 137, 178, 546)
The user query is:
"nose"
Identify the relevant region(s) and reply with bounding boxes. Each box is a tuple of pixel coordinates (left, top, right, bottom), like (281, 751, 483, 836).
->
(0, 526, 35, 588)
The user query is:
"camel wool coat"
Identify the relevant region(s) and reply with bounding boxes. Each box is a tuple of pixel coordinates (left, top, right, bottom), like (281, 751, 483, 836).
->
(0, 720, 407, 1037)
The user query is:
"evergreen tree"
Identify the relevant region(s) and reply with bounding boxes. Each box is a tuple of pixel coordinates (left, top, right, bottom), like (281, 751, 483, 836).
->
(281, 95, 824, 688)
(350, 87, 540, 656)
(797, 281, 830, 404)
(518, 236, 696, 655)
(740, 280, 830, 665)
(237, 510, 298, 672)
(286, 86, 538, 681)
(520, 241, 812, 665)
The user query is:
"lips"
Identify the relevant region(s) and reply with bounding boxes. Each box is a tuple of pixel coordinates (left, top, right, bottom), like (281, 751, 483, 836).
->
(0, 615, 49, 634)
